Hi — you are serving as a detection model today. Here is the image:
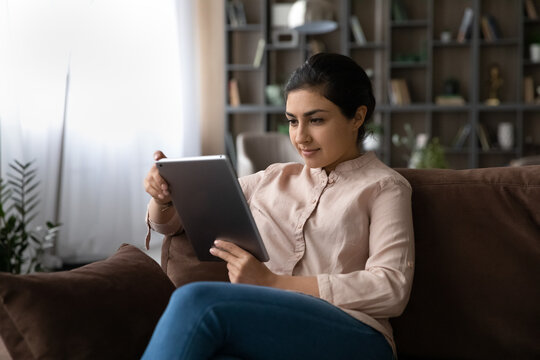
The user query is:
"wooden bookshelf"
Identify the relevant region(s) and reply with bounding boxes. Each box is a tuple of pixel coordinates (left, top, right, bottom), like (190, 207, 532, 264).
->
(224, 0, 540, 169)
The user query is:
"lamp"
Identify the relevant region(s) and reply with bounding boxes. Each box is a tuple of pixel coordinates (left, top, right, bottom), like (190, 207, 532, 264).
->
(288, 0, 337, 35)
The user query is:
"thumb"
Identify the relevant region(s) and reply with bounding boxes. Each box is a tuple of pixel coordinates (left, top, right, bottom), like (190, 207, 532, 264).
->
(154, 150, 167, 161)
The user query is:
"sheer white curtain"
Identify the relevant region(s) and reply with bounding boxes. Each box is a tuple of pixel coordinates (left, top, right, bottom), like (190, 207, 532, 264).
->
(0, 0, 199, 262)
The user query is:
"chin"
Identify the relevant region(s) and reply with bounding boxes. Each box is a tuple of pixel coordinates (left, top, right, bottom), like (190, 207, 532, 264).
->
(303, 159, 324, 169)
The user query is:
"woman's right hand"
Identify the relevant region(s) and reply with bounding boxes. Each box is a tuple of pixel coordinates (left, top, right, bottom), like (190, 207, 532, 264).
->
(144, 150, 172, 204)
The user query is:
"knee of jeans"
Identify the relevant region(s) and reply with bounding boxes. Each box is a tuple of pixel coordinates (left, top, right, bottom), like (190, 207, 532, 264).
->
(170, 281, 223, 310)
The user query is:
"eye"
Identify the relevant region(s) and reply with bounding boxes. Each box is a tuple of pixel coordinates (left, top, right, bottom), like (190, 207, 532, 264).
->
(310, 118, 324, 124)
(287, 118, 298, 126)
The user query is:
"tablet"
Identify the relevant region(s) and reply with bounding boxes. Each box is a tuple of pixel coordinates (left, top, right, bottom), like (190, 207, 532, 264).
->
(156, 155, 269, 262)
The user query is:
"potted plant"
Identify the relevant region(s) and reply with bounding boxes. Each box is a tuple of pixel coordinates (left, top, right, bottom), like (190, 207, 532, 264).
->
(392, 123, 448, 168)
(363, 121, 383, 151)
(0, 160, 60, 273)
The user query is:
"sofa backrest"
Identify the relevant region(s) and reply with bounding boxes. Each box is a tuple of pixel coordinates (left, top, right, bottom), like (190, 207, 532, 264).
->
(393, 166, 540, 359)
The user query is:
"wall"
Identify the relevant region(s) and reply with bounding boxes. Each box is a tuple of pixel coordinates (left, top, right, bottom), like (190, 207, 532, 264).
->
(197, 0, 225, 155)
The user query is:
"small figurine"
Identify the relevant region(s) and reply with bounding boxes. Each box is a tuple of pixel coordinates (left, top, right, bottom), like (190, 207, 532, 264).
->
(486, 64, 503, 106)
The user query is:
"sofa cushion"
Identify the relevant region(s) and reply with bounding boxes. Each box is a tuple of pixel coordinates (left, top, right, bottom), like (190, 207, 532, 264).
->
(161, 232, 229, 288)
(393, 166, 540, 359)
(0, 243, 175, 360)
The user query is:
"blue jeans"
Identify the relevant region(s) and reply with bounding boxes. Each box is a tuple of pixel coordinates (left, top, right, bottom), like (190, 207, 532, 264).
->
(142, 282, 393, 360)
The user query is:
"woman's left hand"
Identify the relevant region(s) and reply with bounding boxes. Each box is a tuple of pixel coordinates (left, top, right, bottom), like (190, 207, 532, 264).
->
(210, 240, 276, 286)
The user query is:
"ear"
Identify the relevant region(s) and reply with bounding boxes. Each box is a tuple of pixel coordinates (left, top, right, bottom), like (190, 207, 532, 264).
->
(352, 105, 367, 131)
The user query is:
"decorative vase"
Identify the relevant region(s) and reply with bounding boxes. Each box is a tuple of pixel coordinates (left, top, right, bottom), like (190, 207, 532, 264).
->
(530, 43, 540, 63)
(497, 122, 514, 150)
(440, 31, 452, 43)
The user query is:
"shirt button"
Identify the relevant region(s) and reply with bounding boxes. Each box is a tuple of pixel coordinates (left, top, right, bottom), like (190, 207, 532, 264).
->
(312, 198, 317, 204)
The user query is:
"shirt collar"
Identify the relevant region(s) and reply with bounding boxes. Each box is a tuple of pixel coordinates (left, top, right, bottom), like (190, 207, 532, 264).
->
(308, 151, 377, 177)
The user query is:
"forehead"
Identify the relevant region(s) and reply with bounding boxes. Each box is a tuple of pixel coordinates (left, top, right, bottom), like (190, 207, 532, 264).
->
(286, 89, 335, 112)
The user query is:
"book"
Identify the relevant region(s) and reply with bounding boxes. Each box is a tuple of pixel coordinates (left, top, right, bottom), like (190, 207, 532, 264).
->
(481, 16, 494, 41)
(391, 0, 408, 22)
(457, 7, 474, 43)
(389, 80, 400, 105)
(226, 1, 239, 27)
(453, 123, 472, 148)
(229, 78, 241, 106)
(476, 124, 491, 151)
(524, 76, 535, 103)
(227, 0, 246, 27)
(399, 79, 411, 105)
(233, 0, 247, 26)
(485, 15, 502, 40)
(525, 0, 538, 20)
(435, 95, 466, 106)
(350, 15, 367, 45)
(389, 79, 411, 105)
(252, 38, 266, 67)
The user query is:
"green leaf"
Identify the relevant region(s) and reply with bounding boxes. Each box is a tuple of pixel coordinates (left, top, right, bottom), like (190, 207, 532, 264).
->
(26, 213, 38, 224)
(25, 182, 40, 195)
(25, 195, 41, 208)
(24, 174, 38, 187)
(14, 159, 33, 170)
(0, 189, 10, 202)
(47, 221, 62, 228)
(29, 234, 42, 245)
(25, 168, 37, 177)
(8, 163, 24, 175)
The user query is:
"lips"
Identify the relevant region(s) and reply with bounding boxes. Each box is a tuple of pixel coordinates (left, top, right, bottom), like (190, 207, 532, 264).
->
(300, 148, 319, 157)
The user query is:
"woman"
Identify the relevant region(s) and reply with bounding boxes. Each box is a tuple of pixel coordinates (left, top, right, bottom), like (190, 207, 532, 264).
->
(142, 53, 414, 359)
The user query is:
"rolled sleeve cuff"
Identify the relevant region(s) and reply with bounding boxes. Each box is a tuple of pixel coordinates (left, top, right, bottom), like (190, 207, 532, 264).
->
(317, 274, 334, 304)
(144, 207, 183, 250)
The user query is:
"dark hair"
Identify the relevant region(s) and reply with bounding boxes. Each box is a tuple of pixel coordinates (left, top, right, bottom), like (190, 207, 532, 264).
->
(284, 53, 376, 142)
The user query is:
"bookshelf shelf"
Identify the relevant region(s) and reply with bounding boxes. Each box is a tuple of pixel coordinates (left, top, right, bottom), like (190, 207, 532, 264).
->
(391, 20, 429, 28)
(226, 24, 263, 32)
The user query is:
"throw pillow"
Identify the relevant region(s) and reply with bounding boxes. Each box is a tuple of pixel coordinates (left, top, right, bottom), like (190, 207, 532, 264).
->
(0, 243, 175, 360)
(161, 233, 229, 287)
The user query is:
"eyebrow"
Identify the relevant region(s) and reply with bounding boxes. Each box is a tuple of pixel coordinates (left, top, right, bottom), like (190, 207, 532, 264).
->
(285, 109, 329, 118)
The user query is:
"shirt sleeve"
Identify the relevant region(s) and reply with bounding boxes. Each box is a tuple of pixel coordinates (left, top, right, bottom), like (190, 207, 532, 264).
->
(238, 169, 266, 203)
(317, 177, 415, 318)
(144, 202, 183, 249)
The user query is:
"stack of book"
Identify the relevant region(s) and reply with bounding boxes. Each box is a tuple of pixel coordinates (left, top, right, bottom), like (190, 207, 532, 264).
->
(435, 95, 466, 106)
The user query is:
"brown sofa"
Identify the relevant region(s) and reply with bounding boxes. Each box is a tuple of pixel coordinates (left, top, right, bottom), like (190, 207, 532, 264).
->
(1, 165, 539, 359)
(392, 166, 540, 359)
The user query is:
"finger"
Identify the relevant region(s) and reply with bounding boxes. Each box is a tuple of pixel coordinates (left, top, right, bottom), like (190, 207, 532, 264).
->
(214, 240, 247, 257)
(151, 171, 169, 193)
(145, 176, 171, 202)
(209, 246, 236, 263)
(144, 173, 166, 197)
(147, 166, 170, 196)
(154, 150, 167, 161)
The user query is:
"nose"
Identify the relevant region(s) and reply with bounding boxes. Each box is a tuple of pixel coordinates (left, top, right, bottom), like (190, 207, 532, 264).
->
(294, 122, 311, 144)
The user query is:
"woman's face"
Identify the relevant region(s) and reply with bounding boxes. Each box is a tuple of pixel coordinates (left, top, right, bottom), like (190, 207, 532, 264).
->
(286, 88, 365, 173)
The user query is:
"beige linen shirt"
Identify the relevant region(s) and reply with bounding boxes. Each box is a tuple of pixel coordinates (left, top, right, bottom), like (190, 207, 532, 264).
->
(146, 151, 414, 352)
